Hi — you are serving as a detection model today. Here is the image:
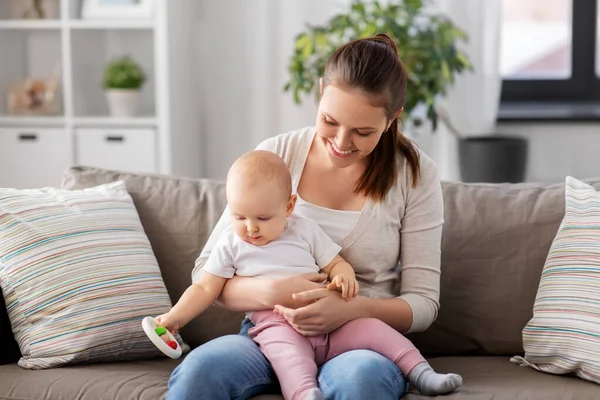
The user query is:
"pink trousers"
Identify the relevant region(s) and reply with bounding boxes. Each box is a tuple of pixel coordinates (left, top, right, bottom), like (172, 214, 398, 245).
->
(248, 310, 425, 400)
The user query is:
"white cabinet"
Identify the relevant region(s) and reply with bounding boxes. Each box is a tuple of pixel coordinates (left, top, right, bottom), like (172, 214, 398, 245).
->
(0, 0, 202, 189)
(76, 128, 156, 173)
(0, 128, 71, 189)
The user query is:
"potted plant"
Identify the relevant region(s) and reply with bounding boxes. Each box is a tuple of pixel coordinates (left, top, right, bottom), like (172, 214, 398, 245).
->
(284, 0, 528, 183)
(103, 56, 146, 118)
(284, 0, 471, 133)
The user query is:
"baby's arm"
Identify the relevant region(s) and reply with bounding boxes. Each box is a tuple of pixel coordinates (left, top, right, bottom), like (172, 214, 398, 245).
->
(321, 254, 359, 300)
(156, 271, 227, 332)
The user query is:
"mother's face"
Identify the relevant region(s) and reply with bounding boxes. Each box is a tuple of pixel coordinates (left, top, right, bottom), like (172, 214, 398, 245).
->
(316, 84, 390, 169)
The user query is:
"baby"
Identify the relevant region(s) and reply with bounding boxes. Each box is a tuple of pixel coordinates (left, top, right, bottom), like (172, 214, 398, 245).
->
(157, 150, 462, 400)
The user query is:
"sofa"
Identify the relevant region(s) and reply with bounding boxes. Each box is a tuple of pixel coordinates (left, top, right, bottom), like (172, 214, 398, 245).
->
(0, 165, 599, 400)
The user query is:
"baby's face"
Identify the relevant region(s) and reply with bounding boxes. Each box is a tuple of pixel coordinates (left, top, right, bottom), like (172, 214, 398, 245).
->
(228, 181, 293, 246)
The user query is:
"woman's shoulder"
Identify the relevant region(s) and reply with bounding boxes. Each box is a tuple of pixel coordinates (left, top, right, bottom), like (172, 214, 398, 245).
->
(255, 126, 315, 157)
(396, 146, 439, 190)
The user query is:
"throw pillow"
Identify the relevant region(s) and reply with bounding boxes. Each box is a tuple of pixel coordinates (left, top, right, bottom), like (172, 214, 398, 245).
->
(0, 181, 187, 369)
(511, 176, 600, 384)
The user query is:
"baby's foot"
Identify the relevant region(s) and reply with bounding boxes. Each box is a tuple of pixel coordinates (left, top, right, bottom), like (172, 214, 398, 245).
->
(408, 363, 462, 396)
(305, 387, 325, 400)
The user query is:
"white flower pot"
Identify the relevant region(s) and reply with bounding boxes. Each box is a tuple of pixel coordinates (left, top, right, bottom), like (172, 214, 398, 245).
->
(105, 89, 140, 118)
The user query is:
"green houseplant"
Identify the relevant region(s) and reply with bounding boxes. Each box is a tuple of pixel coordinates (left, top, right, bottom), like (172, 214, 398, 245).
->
(284, 0, 471, 131)
(103, 56, 146, 117)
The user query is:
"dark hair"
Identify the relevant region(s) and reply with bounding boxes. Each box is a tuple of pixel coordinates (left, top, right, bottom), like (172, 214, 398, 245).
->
(322, 33, 421, 201)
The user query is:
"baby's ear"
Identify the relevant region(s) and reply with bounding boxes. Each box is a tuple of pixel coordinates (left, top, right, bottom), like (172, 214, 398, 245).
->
(286, 194, 297, 216)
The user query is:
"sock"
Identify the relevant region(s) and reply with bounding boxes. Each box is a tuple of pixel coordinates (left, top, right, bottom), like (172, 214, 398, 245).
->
(408, 362, 462, 396)
(305, 388, 325, 400)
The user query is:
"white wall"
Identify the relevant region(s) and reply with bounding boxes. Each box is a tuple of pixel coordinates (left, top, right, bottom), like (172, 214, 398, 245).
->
(496, 122, 600, 183)
(196, 0, 348, 179)
(193, 2, 600, 184)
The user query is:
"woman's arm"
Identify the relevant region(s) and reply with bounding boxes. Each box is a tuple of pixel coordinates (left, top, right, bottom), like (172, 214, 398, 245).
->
(396, 154, 443, 333)
(217, 273, 328, 311)
(276, 289, 413, 335)
(275, 156, 443, 336)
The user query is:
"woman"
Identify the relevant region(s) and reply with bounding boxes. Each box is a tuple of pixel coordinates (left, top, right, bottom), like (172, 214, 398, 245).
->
(167, 33, 443, 400)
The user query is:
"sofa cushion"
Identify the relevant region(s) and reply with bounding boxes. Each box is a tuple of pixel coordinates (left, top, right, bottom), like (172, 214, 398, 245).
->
(408, 178, 600, 357)
(0, 356, 596, 400)
(406, 357, 599, 400)
(511, 176, 600, 384)
(0, 359, 182, 400)
(61, 166, 245, 348)
(0, 181, 187, 369)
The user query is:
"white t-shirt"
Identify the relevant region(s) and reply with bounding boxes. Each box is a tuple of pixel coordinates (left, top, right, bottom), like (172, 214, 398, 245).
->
(202, 215, 342, 280)
(295, 193, 360, 245)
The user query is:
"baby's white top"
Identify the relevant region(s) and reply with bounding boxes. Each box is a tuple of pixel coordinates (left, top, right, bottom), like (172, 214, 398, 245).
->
(202, 215, 341, 280)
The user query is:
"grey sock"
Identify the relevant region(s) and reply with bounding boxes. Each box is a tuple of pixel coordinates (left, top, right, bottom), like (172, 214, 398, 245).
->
(305, 387, 325, 400)
(408, 362, 462, 396)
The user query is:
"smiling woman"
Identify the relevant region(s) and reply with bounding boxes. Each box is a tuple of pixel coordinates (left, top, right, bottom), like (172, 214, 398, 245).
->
(168, 33, 448, 400)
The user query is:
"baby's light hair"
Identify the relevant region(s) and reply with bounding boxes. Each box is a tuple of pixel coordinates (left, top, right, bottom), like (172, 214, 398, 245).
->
(227, 150, 292, 200)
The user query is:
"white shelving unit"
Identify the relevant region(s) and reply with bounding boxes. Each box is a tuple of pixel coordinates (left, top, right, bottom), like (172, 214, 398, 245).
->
(0, 0, 201, 189)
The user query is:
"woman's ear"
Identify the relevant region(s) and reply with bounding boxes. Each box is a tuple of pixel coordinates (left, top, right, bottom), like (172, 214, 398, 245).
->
(386, 108, 404, 131)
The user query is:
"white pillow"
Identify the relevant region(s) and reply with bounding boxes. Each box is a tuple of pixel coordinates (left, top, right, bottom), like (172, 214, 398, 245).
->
(511, 176, 600, 384)
(0, 181, 187, 369)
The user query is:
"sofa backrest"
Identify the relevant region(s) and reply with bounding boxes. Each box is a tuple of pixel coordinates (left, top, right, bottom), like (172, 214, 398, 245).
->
(2, 166, 598, 359)
(408, 178, 600, 356)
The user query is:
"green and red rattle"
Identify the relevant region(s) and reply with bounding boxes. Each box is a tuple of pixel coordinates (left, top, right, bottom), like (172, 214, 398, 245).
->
(142, 316, 182, 359)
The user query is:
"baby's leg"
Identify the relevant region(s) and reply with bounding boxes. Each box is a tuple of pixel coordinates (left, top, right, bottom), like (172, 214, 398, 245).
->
(326, 318, 462, 396)
(249, 311, 324, 400)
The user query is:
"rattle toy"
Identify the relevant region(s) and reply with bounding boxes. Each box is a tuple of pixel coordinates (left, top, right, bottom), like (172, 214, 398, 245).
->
(142, 316, 182, 359)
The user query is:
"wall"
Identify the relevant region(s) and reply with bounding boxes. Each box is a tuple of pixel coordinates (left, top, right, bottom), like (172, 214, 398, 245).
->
(497, 122, 600, 183)
(195, 0, 348, 179)
(194, 2, 600, 183)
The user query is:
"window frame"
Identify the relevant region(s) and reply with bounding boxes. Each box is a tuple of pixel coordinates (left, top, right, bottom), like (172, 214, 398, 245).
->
(501, 0, 599, 103)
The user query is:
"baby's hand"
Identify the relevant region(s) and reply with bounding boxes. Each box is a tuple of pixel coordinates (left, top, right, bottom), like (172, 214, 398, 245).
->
(155, 312, 181, 334)
(327, 274, 359, 300)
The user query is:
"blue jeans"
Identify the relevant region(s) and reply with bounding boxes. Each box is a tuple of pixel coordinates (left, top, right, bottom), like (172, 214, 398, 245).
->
(167, 318, 407, 399)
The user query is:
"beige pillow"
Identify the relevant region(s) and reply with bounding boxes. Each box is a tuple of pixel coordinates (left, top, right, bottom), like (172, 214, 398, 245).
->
(0, 181, 187, 369)
(511, 176, 600, 384)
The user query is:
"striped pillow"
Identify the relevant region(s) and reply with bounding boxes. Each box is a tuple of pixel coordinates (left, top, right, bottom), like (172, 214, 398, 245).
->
(511, 176, 600, 384)
(0, 181, 187, 369)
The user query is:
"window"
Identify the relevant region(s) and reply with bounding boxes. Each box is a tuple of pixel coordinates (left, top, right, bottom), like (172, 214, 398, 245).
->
(501, 0, 599, 103)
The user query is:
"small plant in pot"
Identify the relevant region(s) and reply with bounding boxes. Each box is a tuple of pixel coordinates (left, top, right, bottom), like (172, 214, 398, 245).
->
(103, 56, 146, 118)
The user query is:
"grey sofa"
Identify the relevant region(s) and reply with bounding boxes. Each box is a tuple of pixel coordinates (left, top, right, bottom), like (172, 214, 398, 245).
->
(1, 166, 598, 400)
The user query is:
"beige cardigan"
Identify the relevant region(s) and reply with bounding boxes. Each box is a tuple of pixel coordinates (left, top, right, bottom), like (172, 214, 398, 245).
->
(193, 126, 444, 333)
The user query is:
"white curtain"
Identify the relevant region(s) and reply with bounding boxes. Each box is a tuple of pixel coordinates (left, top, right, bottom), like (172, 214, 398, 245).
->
(427, 0, 504, 181)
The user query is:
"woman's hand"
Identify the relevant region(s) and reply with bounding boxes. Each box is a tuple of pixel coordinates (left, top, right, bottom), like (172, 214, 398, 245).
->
(266, 273, 328, 309)
(273, 288, 361, 336)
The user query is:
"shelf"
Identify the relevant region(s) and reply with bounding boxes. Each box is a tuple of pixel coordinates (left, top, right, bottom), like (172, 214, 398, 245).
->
(0, 116, 65, 127)
(73, 117, 157, 128)
(0, 20, 62, 30)
(68, 20, 155, 30)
